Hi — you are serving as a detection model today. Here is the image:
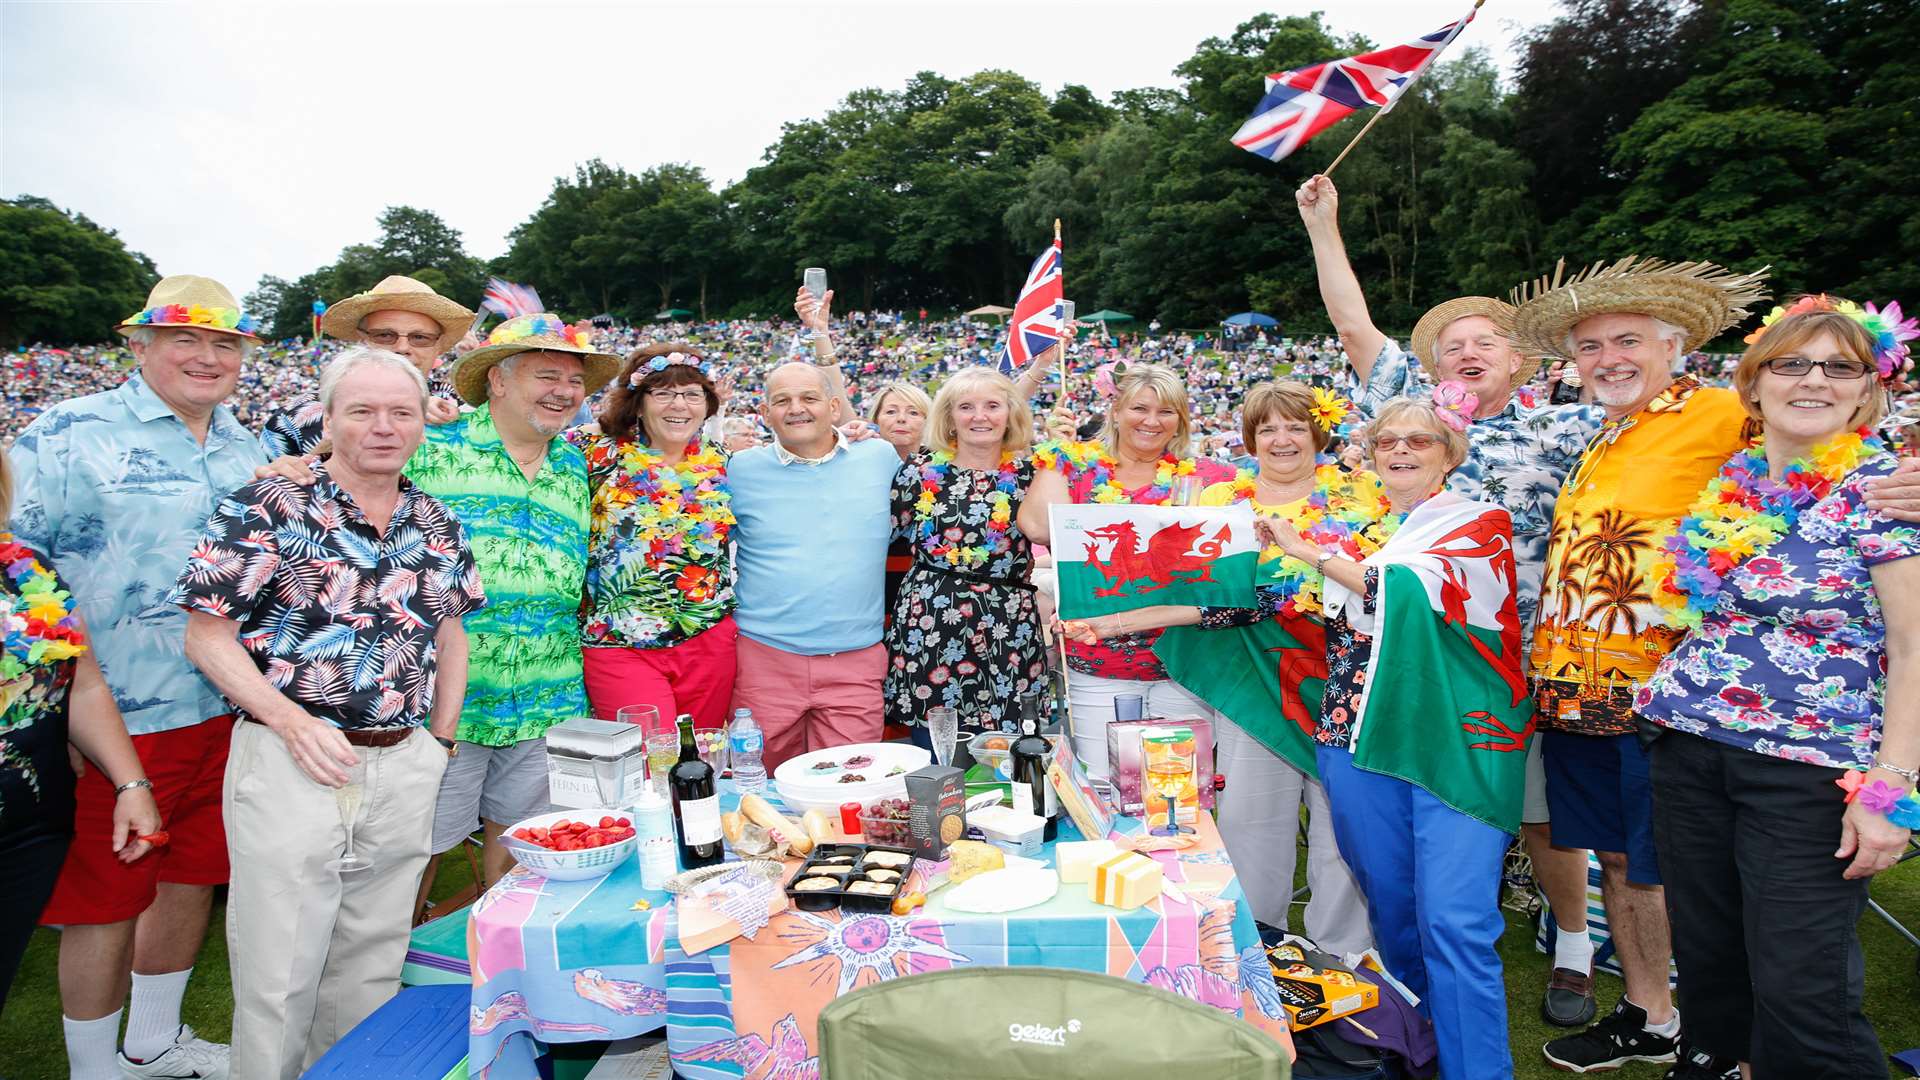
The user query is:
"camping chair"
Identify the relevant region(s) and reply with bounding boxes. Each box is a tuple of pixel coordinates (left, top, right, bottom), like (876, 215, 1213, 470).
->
(1866, 837, 1920, 979)
(817, 967, 1290, 1080)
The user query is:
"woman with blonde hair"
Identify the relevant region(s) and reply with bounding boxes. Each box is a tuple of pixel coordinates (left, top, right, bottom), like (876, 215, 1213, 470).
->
(1017, 363, 1235, 776)
(883, 368, 1048, 739)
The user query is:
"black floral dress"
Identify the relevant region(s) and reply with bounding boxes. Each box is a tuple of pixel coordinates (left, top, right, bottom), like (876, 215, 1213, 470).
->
(1317, 567, 1379, 749)
(883, 454, 1048, 734)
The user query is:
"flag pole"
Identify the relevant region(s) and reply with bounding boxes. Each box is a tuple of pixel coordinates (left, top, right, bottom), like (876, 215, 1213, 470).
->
(1322, 0, 1487, 177)
(1053, 217, 1067, 407)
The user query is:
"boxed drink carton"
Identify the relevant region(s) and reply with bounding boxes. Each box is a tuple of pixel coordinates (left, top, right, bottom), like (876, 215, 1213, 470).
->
(1106, 717, 1216, 819)
(904, 765, 966, 860)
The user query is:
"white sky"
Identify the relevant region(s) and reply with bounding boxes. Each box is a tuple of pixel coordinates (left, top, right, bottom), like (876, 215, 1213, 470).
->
(1, 0, 1560, 302)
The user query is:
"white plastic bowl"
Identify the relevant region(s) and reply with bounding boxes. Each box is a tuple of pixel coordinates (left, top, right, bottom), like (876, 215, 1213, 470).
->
(772, 743, 931, 815)
(501, 808, 637, 881)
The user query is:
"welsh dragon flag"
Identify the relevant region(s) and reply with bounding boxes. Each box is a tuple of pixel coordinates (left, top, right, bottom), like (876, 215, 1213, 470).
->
(1324, 495, 1534, 832)
(1051, 504, 1260, 619)
(1155, 614, 1325, 778)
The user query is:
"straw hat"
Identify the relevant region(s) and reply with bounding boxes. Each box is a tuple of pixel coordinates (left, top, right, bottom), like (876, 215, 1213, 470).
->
(450, 313, 621, 405)
(1508, 257, 1771, 361)
(116, 275, 262, 341)
(321, 275, 475, 354)
(1408, 296, 1541, 387)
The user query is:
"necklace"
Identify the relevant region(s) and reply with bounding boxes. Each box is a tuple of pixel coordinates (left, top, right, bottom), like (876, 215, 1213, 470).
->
(914, 451, 1021, 567)
(1, 535, 87, 711)
(1224, 466, 1395, 618)
(597, 439, 734, 560)
(1032, 439, 1194, 504)
(1653, 427, 1881, 629)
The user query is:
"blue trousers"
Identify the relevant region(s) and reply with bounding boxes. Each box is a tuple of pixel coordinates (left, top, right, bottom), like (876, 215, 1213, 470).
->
(1317, 746, 1513, 1080)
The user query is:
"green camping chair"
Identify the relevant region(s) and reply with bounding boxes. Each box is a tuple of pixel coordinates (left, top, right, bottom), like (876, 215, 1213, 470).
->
(817, 967, 1290, 1080)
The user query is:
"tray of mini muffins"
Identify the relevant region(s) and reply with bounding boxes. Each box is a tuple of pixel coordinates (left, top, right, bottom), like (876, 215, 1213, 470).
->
(784, 843, 915, 911)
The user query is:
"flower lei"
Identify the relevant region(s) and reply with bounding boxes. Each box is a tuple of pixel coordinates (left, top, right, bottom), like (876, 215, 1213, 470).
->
(1836, 772, 1920, 830)
(1745, 294, 1917, 389)
(596, 440, 734, 563)
(1, 538, 88, 707)
(125, 304, 260, 336)
(1652, 428, 1883, 630)
(1031, 440, 1195, 504)
(913, 451, 1021, 568)
(486, 313, 594, 350)
(1225, 467, 1398, 617)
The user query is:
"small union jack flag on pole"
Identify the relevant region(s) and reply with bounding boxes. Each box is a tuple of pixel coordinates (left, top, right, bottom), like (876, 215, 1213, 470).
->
(1003, 230, 1064, 371)
(1232, 3, 1479, 164)
(480, 277, 545, 319)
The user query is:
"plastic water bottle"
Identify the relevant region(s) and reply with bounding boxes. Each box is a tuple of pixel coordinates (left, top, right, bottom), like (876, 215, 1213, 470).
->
(729, 708, 766, 794)
(632, 783, 676, 889)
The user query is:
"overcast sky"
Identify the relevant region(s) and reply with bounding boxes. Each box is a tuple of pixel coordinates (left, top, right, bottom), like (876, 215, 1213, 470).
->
(2, 0, 1561, 303)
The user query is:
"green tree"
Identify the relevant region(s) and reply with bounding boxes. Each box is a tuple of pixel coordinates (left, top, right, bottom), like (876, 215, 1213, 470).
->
(0, 195, 159, 346)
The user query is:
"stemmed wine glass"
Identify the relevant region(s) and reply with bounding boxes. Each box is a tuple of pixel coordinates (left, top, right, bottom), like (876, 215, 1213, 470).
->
(325, 781, 371, 874)
(926, 707, 958, 768)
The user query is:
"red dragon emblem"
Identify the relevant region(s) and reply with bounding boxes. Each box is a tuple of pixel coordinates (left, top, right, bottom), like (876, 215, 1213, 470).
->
(1081, 518, 1233, 597)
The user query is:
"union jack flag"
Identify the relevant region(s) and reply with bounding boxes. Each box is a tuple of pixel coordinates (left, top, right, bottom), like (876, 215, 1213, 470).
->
(1232, 5, 1477, 163)
(480, 277, 545, 319)
(1003, 239, 1063, 371)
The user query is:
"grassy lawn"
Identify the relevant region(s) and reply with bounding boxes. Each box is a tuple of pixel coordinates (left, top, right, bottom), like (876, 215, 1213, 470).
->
(1, 846, 1915, 1079)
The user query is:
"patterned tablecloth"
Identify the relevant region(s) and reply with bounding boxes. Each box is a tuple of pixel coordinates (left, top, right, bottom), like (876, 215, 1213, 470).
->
(467, 791, 1291, 1078)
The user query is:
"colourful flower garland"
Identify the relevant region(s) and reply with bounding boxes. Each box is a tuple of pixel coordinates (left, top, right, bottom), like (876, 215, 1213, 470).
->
(1652, 428, 1883, 630)
(1, 537, 88, 714)
(1222, 467, 1398, 618)
(1744, 295, 1917, 388)
(124, 303, 261, 336)
(486, 313, 595, 350)
(594, 440, 734, 564)
(1031, 439, 1195, 504)
(913, 451, 1021, 568)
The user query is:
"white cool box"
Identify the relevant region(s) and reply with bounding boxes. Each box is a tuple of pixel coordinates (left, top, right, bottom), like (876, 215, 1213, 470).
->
(545, 717, 650, 809)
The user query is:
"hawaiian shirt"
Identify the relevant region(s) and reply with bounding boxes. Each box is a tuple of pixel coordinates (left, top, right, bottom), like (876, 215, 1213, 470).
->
(568, 432, 735, 650)
(5, 374, 267, 735)
(166, 463, 485, 731)
(1531, 377, 1752, 736)
(406, 405, 589, 746)
(1356, 340, 1602, 635)
(258, 394, 326, 459)
(1636, 454, 1920, 770)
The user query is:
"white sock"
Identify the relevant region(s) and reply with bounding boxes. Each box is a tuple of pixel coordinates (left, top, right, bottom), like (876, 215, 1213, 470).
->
(1626, 995, 1681, 1036)
(1553, 920, 1595, 972)
(122, 968, 191, 1061)
(63, 1010, 122, 1080)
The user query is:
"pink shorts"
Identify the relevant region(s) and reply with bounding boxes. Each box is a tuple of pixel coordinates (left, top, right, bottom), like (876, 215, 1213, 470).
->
(730, 635, 885, 773)
(583, 616, 738, 732)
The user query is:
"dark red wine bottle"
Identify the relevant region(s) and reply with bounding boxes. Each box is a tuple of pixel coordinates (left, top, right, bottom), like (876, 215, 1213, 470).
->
(669, 714, 723, 868)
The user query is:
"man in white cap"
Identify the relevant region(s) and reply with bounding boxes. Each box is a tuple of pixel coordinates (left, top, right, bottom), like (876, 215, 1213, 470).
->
(1297, 173, 1605, 1028)
(259, 275, 474, 458)
(9, 275, 268, 1079)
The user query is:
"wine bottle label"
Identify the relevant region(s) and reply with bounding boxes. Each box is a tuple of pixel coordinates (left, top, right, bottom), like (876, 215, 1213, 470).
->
(1012, 783, 1034, 818)
(680, 795, 722, 845)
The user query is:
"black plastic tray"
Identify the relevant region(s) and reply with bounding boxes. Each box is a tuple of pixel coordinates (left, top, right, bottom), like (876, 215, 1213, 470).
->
(784, 843, 914, 912)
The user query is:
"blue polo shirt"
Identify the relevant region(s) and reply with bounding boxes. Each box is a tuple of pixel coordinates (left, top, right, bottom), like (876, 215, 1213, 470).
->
(728, 436, 902, 654)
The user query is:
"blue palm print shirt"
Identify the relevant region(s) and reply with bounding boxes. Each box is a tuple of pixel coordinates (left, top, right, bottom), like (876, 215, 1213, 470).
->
(6, 374, 268, 735)
(1353, 340, 1603, 634)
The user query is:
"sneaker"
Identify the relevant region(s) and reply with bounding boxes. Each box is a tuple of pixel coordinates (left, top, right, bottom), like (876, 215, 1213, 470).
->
(119, 1025, 230, 1079)
(1542, 964, 1598, 1027)
(1663, 1043, 1740, 1079)
(1542, 999, 1679, 1073)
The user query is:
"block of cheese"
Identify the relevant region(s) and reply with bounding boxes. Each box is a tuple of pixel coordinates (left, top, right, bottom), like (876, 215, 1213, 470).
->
(946, 840, 1006, 885)
(1054, 839, 1121, 884)
(1089, 850, 1162, 910)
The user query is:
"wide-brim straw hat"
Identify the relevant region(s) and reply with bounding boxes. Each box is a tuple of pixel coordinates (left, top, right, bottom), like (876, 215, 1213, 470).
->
(451, 313, 621, 405)
(116, 274, 263, 341)
(321, 275, 475, 354)
(1509, 257, 1771, 361)
(1409, 296, 1541, 387)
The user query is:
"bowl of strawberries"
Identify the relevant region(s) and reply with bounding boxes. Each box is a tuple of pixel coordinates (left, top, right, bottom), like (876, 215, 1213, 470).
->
(502, 809, 638, 881)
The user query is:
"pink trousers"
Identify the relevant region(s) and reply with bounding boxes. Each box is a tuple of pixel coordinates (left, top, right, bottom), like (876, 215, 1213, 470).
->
(583, 617, 738, 732)
(730, 635, 885, 772)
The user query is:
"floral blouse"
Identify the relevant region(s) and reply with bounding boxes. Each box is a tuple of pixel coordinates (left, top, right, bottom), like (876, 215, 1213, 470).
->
(1635, 453, 1920, 770)
(569, 432, 736, 650)
(1318, 567, 1381, 750)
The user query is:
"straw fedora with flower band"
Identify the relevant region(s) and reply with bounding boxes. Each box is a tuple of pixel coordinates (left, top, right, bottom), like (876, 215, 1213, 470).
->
(1408, 296, 1541, 387)
(450, 313, 621, 405)
(321, 274, 475, 355)
(117, 275, 263, 341)
(1508, 256, 1771, 362)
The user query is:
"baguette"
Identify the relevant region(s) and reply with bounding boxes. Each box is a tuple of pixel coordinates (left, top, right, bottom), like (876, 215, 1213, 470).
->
(801, 808, 835, 846)
(740, 794, 813, 856)
(720, 811, 746, 847)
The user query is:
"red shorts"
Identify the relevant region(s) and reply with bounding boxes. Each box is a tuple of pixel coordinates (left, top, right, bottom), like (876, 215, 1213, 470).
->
(40, 715, 235, 927)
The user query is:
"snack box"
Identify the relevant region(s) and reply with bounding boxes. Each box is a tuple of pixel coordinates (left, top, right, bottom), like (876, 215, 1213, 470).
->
(1106, 717, 1216, 818)
(783, 843, 915, 913)
(904, 765, 966, 860)
(1266, 943, 1380, 1031)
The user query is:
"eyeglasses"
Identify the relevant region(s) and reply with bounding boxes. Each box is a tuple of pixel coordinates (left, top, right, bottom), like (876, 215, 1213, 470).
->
(1370, 432, 1440, 451)
(362, 329, 442, 349)
(1761, 357, 1871, 380)
(647, 389, 706, 405)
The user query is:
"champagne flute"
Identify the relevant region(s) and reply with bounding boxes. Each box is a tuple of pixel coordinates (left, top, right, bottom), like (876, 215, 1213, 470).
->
(926, 707, 958, 768)
(325, 781, 372, 874)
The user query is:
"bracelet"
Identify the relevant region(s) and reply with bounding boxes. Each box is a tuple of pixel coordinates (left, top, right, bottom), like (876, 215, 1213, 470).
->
(1837, 772, 1920, 828)
(114, 778, 153, 796)
(1873, 759, 1920, 785)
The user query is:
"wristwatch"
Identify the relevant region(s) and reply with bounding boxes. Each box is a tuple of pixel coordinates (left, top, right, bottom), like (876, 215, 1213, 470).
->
(434, 735, 459, 758)
(1875, 759, 1919, 785)
(1315, 549, 1336, 569)
(114, 778, 153, 797)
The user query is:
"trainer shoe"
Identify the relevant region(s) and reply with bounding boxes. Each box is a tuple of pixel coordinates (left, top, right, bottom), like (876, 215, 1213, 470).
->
(119, 1025, 229, 1079)
(1542, 963, 1598, 1027)
(1542, 998, 1679, 1073)
(1663, 1043, 1740, 1079)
